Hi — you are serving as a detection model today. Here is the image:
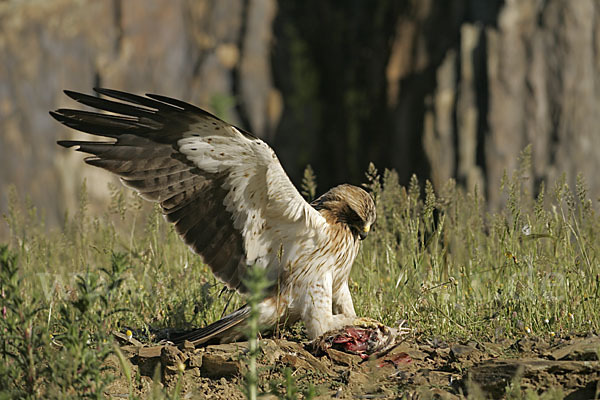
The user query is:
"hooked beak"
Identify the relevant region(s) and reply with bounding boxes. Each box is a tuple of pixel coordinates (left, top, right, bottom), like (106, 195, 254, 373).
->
(358, 224, 370, 240)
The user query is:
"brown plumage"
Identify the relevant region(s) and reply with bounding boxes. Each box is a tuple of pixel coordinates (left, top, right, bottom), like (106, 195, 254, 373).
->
(52, 88, 376, 344)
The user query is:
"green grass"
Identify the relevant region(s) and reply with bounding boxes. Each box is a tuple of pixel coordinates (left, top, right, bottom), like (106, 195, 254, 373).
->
(1, 148, 598, 398)
(354, 151, 599, 341)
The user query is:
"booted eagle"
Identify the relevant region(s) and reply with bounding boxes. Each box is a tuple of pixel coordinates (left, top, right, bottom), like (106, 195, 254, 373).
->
(52, 89, 376, 344)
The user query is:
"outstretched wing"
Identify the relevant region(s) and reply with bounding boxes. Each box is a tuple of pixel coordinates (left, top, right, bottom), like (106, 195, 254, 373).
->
(51, 88, 327, 293)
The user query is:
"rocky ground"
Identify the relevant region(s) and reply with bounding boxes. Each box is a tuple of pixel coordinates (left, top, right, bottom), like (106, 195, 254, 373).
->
(104, 332, 600, 399)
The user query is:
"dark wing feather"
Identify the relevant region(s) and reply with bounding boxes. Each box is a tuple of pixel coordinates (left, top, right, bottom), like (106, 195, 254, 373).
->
(53, 89, 250, 290)
(52, 89, 327, 294)
(171, 305, 251, 345)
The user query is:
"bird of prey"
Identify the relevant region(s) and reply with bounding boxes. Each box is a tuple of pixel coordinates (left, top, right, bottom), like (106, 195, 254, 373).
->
(52, 88, 376, 345)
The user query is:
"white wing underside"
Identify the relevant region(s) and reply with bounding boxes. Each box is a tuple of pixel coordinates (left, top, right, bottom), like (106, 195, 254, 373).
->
(178, 121, 328, 280)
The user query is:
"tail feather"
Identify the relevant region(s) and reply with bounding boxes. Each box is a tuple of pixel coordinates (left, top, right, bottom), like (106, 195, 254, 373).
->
(171, 305, 251, 346)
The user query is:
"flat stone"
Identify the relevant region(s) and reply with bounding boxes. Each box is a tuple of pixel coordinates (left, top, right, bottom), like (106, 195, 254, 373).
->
(344, 370, 369, 385)
(161, 345, 184, 366)
(277, 341, 334, 376)
(181, 340, 195, 351)
(513, 337, 548, 353)
(188, 354, 203, 368)
(468, 358, 600, 397)
(113, 331, 144, 347)
(390, 343, 428, 361)
(135, 355, 161, 378)
(206, 342, 249, 353)
(548, 336, 600, 361)
(280, 352, 334, 377)
(119, 345, 140, 357)
(377, 352, 413, 368)
(479, 341, 505, 357)
(138, 346, 164, 359)
(326, 348, 361, 367)
(450, 344, 478, 359)
(426, 370, 455, 386)
(260, 340, 285, 364)
(280, 354, 314, 371)
(201, 353, 244, 378)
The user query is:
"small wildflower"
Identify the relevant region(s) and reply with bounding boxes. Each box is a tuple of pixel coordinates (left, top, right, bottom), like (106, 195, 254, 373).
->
(505, 251, 518, 264)
(522, 224, 531, 236)
(549, 331, 556, 337)
(177, 362, 185, 373)
(568, 313, 574, 321)
(525, 327, 531, 333)
(126, 329, 133, 340)
(544, 318, 550, 324)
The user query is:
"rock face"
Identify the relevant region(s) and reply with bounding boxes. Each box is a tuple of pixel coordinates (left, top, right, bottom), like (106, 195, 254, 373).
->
(273, 0, 600, 208)
(1, 0, 599, 238)
(0, 0, 279, 238)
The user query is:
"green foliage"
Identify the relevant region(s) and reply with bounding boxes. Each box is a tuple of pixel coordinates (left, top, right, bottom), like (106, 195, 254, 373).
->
(354, 149, 599, 341)
(300, 164, 318, 202)
(0, 245, 129, 398)
(0, 244, 46, 398)
(1, 152, 599, 397)
(268, 367, 316, 400)
(242, 265, 271, 400)
(1, 185, 237, 399)
(209, 93, 236, 121)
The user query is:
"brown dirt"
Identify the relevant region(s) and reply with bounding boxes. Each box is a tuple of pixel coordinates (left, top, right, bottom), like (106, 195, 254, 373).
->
(104, 334, 600, 399)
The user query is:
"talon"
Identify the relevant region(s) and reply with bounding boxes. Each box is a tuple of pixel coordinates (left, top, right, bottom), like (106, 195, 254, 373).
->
(352, 317, 383, 329)
(396, 319, 411, 335)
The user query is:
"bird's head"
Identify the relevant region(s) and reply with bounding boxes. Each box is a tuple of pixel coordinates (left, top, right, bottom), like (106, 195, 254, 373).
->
(312, 184, 376, 240)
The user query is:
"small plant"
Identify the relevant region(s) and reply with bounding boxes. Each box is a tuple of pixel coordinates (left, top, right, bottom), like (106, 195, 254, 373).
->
(1, 154, 599, 397)
(0, 243, 133, 398)
(46, 254, 131, 397)
(301, 164, 318, 202)
(0, 245, 48, 398)
(242, 265, 271, 400)
(209, 93, 236, 120)
(268, 367, 316, 400)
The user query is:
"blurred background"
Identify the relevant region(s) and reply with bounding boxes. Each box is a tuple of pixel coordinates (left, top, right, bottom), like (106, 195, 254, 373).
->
(1, 0, 599, 239)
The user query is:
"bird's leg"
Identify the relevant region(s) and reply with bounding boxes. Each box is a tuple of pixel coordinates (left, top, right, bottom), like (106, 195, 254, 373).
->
(332, 282, 357, 318)
(302, 273, 355, 339)
(333, 282, 385, 329)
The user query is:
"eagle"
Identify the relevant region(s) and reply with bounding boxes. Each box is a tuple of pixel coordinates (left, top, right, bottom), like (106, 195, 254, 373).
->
(52, 88, 377, 345)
